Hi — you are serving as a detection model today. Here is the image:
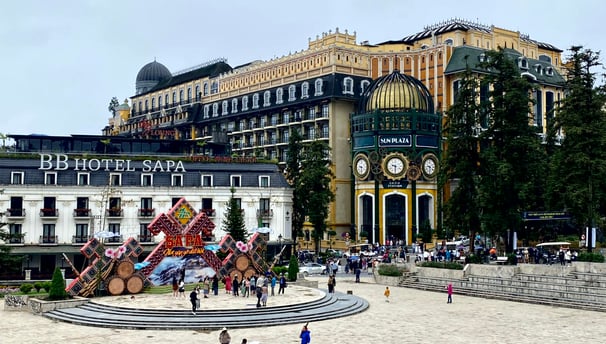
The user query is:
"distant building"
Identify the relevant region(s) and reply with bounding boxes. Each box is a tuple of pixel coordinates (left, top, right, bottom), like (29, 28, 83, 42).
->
(0, 134, 292, 279)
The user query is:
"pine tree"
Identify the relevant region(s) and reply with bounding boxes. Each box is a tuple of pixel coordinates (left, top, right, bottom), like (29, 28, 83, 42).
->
(222, 187, 248, 242)
(48, 267, 68, 300)
(0, 222, 24, 276)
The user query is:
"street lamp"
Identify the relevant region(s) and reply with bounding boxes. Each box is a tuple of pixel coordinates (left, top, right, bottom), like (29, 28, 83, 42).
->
(278, 234, 283, 265)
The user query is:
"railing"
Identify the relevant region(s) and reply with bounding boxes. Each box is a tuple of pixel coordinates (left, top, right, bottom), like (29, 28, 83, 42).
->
(39, 235, 58, 244)
(40, 208, 58, 217)
(256, 209, 274, 218)
(200, 208, 216, 217)
(106, 208, 123, 217)
(137, 235, 154, 243)
(6, 208, 25, 217)
(73, 208, 91, 217)
(138, 208, 156, 217)
(72, 235, 89, 244)
(9, 237, 24, 244)
(105, 235, 124, 243)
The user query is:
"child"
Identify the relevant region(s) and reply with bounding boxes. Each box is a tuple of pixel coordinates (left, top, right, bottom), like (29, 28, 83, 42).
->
(446, 283, 453, 303)
(384, 286, 390, 302)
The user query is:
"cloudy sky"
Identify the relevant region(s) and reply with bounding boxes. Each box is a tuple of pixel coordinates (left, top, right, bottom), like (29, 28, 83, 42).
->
(1, 0, 604, 136)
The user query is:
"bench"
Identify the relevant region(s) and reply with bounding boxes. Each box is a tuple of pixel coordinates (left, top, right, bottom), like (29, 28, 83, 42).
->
(495, 256, 508, 265)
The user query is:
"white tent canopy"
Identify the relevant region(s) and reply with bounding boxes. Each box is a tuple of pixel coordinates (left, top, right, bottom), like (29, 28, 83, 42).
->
(249, 227, 273, 234)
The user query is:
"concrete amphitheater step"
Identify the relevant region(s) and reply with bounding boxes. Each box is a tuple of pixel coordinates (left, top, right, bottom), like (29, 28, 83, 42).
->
(44, 291, 369, 330)
(400, 281, 606, 312)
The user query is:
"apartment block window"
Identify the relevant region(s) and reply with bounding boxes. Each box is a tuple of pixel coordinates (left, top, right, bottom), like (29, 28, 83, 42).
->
(43, 196, 56, 212)
(75, 224, 88, 243)
(301, 82, 309, 99)
(211, 81, 218, 94)
(109, 197, 121, 211)
(139, 224, 153, 242)
(9, 224, 23, 243)
(314, 78, 324, 96)
(212, 103, 219, 117)
(108, 223, 121, 242)
(222, 100, 229, 115)
(203, 82, 209, 96)
(260, 198, 270, 213)
(231, 175, 241, 187)
(263, 91, 271, 107)
(321, 104, 329, 117)
(232, 99, 238, 113)
(343, 77, 354, 95)
(252, 93, 260, 109)
(11, 171, 24, 184)
(204, 105, 210, 119)
(202, 175, 213, 187)
(141, 173, 153, 186)
(276, 88, 284, 104)
(45, 172, 57, 185)
(77, 172, 89, 186)
(110, 173, 121, 186)
(42, 224, 56, 243)
(202, 198, 213, 210)
(140, 198, 153, 216)
(76, 197, 89, 210)
(242, 96, 249, 111)
(259, 176, 270, 187)
(9, 196, 23, 216)
(288, 85, 296, 101)
(172, 174, 183, 187)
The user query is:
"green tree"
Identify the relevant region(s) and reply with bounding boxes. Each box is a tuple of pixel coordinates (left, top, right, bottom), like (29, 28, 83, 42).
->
(0, 221, 24, 276)
(300, 140, 335, 253)
(285, 129, 305, 251)
(48, 267, 68, 300)
(440, 66, 482, 250)
(477, 49, 547, 252)
(546, 46, 606, 249)
(108, 96, 120, 116)
(287, 254, 299, 281)
(222, 187, 248, 242)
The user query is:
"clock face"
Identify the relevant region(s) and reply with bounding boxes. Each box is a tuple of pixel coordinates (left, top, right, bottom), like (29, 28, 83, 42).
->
(382, 153, 408, 180)
(422, 154, 438, 179)
(353, 154, 370, 179)
(387, 157, 404, 175)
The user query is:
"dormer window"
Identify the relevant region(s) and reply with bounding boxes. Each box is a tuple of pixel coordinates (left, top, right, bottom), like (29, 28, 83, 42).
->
(518, 57, 528, 69)
(545, 67, 554, 76)
(479, 53, 486, 63)
(535, 64, 543, 75)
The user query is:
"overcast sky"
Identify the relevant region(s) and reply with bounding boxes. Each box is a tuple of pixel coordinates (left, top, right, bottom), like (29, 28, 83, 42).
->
(1, 0, 604, 136)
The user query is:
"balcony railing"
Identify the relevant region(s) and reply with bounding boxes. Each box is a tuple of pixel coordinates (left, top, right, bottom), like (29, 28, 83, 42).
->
(106, 208, 123, 217)
(257, 209, 274, 218)
(72, 235, 89, 244)
(105, 235, 124, 243)
(200, 208, 216, 217)
(138, 208, 156, 217)
(9, 237, 24, 244)
(137, 235, 154, 243)
(6, 208, 25, 217)
(73, 208, 91, 217)
(40, 208, 58, 217)
(39, 235, 58, 244)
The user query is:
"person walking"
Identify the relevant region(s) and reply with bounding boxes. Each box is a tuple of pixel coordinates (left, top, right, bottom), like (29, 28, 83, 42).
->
(446, 283, 453, 303)
(189, 286, 199, 315)
(178, 279, 185, 298)
(219, 327, 231, 344)
(355, 267, 361, 283)
(171, 276, 179, 298)
(271, 274, 277, 296)
(232, 275, 239, 297)
(327, 274, 335, 293)
(384, 286, 390, 302)
(299, 323, 311, 344)
(203, 277, 211, 298)
(212, 275, 219, 296)
(278, 273, 287, 295)
(224, 274, 232, 294)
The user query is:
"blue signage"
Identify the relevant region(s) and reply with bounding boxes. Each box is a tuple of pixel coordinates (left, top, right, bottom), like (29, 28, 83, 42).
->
(379, 135, 412, 147)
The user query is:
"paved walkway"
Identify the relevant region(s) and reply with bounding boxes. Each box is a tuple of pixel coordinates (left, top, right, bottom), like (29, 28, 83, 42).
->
(3, 272, 606, 343)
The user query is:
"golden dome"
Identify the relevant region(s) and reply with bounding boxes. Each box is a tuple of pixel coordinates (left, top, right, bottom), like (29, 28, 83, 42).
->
(360, 70, 433, 113)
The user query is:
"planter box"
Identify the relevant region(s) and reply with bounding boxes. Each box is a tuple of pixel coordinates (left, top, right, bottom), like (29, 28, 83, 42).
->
(28, 296, 89, 314)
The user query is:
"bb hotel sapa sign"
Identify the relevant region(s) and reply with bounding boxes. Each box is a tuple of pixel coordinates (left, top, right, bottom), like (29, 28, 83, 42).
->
(38, 153, 187, 173)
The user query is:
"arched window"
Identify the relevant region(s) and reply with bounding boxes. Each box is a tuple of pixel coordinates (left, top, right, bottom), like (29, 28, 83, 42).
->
(263, 91, 271, 107)
(314, 78, 323, 96)
(179, 90, 184, 102)
(172, 92, 177, 104)
(242, 95, 249, 111)
(301, 82, 309, 99)
(288, 85, 296, 101)
(252, 93, 260, 109)
(203, 82, 209, 96)
(164, 94, 169, 107)
(232, 99, 238, 113)
(222, 101, 229, 115)
(212, 103, 219, 117)
(276, 88, 284, 104)
(195, 85, 200, 99)
(343, 77, 354, 95)
(360, 80, 370, 95)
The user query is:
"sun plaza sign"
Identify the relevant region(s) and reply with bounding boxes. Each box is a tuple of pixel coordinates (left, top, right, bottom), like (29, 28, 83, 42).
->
(39, 153, 186, 173)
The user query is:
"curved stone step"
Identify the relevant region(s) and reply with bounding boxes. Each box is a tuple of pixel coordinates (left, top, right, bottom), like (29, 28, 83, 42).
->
(44, 290, 369, 330)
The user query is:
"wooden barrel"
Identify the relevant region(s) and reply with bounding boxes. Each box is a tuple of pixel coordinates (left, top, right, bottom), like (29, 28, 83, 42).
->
(116, 260, 134, 279)
(106, 276, 125, 295)
(235, 255, 250, 271)
(243, 267, 257, 279)
(126, 274, 144, 294)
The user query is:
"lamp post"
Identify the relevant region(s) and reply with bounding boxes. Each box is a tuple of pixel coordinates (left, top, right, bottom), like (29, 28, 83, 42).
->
(278, 234, 283, 265)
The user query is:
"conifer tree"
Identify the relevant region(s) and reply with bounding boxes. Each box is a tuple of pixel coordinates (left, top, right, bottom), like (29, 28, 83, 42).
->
(222, 187, 248, 242)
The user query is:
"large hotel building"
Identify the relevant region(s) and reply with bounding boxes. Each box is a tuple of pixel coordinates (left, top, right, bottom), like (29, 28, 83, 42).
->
(2, 19, 566, 278)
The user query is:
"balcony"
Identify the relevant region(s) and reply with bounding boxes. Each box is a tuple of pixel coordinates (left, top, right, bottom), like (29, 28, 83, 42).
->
(39, 235, 58, 244)
(73, 208, 91, 217)
(6, 208, 25, 218)
(137, 234, 155, 243)
(257, 209, 274, 218)
(106, 208, 123, 218)
(105, 234, 124, 243)
(138, 208, 156, 217)
(72, 235, 89, 244)
(8, 237, 24, 244)
(40, 208, 59, 218)
(200, 208, 216, 217)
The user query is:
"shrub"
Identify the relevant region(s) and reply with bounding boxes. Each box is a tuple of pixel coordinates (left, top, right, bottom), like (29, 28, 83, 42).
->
(33, 281, 44, 293)
(48, 267, 68, 300)
(377, 264, 406, 276)
(420, 261, 464, 270)
(19, 283, 33, 294)
(42, 281, 52, 292)
(467, 254, 483, 264)
(287, 255, 299, 281)
(577, 252, 605, 263)
(507, 253, 518, 265)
